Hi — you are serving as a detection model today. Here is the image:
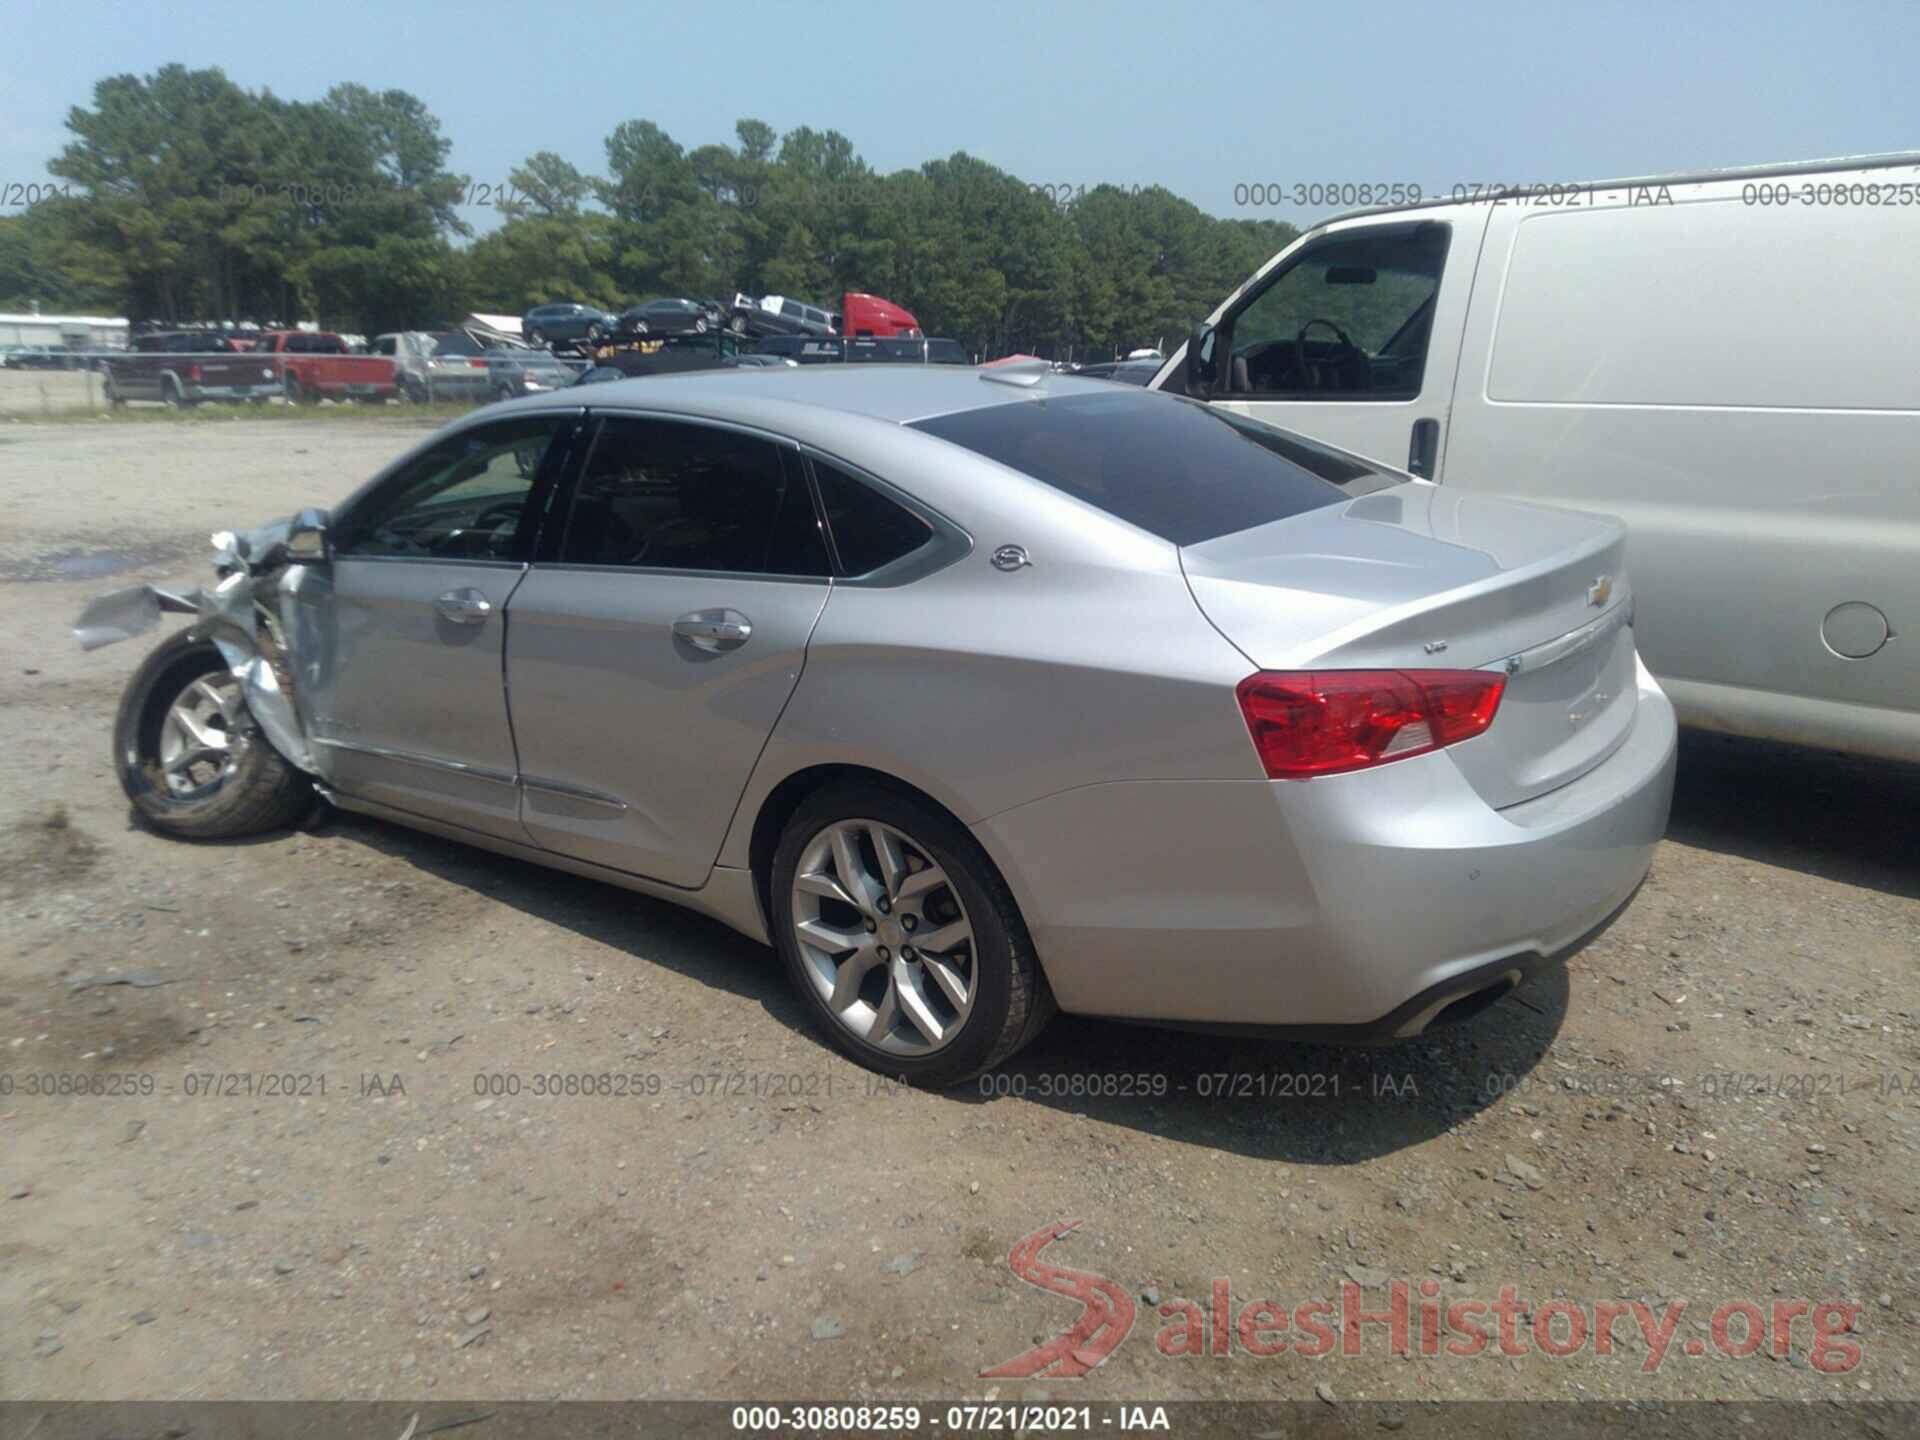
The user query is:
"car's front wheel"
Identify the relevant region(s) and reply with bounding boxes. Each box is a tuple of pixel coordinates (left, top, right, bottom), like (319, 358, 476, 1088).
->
(770, 782, 1053, 1088)
(113, 631, 314, 840)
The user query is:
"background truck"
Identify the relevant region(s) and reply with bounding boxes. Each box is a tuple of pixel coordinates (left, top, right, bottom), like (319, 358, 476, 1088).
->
(253, 330, 398, 404)
(102, 332, 280, 407)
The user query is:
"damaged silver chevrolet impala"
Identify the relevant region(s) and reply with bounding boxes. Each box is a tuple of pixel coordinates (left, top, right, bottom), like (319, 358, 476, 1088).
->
(79, 371, 1675, 1085)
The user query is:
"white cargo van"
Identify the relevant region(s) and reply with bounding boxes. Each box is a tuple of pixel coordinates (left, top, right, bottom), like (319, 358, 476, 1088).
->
(1155, 154, 1919, 763)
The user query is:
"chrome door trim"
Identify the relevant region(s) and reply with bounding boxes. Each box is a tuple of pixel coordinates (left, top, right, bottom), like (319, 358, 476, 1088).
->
(312, 736, 518, 789)
(519, 775, 629, 811)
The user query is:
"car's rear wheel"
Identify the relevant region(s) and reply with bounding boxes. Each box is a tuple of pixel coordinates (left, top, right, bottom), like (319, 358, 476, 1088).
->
(103, 373, 125, 407)
(770, 782, 1054, 1088)
(285, 374, 310, 405)
(586, 323, 604, 343)
(113, 631, 314, 840)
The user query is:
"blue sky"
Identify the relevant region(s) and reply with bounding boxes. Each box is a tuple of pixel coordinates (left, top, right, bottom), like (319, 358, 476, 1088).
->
(5, 0, 1916, 233)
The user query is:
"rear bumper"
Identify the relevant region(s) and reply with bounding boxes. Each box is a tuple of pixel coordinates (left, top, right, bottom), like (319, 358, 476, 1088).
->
(184, 383, 270, 401)
(974, 661, 1677, 1034)
(422, 373, 492, 396)
(311, 381, 396, 398)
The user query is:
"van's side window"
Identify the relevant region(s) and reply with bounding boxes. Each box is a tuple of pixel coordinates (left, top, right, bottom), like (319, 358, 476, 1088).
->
(1225, 225, 1449, 400)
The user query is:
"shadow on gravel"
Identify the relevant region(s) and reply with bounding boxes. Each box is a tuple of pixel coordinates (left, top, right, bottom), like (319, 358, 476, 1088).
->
(327, 809, 810, 1022)
(327, 806, 1570, 1163)
(960, 967, 1568, 1164)
(1666, 731, 1920, 900)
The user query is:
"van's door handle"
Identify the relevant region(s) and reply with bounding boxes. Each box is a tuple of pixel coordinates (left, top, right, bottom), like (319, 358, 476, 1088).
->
(1408, 418, 1440, 479)
(433, 588, 492, 624)
(672, 608, 753, 653)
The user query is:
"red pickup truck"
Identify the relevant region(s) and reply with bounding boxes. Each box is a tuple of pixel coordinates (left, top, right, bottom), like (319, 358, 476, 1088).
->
(254, 331, 399, 404)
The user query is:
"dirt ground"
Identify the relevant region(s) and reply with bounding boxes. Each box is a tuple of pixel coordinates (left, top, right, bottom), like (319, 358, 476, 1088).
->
(0, 415, 1914, 1409)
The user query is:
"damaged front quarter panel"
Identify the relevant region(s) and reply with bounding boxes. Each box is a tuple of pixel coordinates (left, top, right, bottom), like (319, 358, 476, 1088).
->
(73, 512, 326, 776)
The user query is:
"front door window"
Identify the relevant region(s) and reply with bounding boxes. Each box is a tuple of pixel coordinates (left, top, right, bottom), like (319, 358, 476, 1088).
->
(1227, 225, 1449, 399)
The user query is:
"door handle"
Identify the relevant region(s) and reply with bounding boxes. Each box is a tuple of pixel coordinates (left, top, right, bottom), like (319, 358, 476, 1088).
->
(672, 608, 753, 653)
(434, 588, 493, 624)
(1407, 417, 1440, 479)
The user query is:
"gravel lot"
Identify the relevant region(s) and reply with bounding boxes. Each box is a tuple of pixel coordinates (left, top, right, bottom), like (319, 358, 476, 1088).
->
(0, 415, 1915, 1407)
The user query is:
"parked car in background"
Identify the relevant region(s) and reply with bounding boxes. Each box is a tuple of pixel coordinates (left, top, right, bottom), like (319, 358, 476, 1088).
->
(253, 330, 398, 404)
(91, 369, 1673, 1086)
(102, 331, 279, 407)
(732, 353, 800, 368)
(1157, 152, 1920, 764)
(7, 345, 87, 371)
(1076, 358, 1160, 385)
(733, 294, 836, 338)
(522, 302, 614, 348)
(615, 298, 713, 339)
(484, 347, 578, 399)
(373, 330, 496, 404)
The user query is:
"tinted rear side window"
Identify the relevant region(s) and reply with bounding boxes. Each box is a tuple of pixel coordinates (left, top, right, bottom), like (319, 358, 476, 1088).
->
(810, 458, 933, 576)
(563, 418, 829, 577)
(909, 391, 1363, 546)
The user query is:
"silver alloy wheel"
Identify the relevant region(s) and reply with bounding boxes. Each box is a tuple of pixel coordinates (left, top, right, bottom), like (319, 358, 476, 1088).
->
(157, 673, 245, 802)
(791, 818, 977, 1056)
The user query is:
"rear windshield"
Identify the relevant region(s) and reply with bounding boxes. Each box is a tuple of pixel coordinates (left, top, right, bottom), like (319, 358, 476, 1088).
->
(909, 390, 1368, 545)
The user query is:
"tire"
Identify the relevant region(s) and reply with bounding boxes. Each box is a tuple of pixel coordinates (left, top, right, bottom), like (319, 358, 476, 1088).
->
(103, 373, 126, 407)
(586, 323, 604, 343)
(160, 375, 184, 410)
(285, 374, 309, 405)
(729, 315, 746, 336)
(769, 780, 1054, 1088)
(694, 318, 708, 333)
(528, 328, 546, 347)
(495, 384, 515, 403)
(113, 630, 314, 840)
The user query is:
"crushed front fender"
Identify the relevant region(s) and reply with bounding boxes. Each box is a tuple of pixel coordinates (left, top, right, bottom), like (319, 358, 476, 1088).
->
(73, 518, 320, 776)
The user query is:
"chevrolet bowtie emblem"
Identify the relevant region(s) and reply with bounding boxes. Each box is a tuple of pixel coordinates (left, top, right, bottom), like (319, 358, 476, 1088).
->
(1587, 575, 1614, 608)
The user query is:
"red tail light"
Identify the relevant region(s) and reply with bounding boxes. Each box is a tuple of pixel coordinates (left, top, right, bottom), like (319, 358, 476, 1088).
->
(187, 364, 202, 382)
(470, 358, 488, 369)
(1235, 669, 1507, 779)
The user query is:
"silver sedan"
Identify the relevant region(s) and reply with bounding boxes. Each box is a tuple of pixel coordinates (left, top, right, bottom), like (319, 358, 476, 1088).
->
(89, 367, 1676, 1086)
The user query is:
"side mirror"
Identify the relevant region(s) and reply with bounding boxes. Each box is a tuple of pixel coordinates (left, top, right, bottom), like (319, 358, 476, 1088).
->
(1186, 323, 1219, 399)
(285, 507, 330, 565)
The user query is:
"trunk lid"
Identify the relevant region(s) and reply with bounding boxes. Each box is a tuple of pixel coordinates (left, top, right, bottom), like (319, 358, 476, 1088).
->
(1182, 483, 1637, 808)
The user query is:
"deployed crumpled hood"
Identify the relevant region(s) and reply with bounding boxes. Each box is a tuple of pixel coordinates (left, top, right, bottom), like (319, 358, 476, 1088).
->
(74, 516, 319, 775)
